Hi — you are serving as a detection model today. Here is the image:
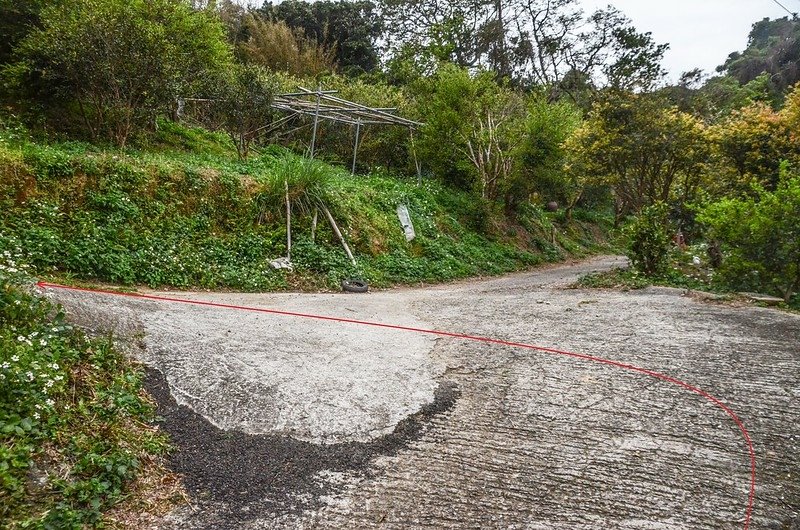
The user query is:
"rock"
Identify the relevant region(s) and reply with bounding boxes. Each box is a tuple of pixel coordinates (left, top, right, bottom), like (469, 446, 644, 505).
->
(738, 292, 784, 306)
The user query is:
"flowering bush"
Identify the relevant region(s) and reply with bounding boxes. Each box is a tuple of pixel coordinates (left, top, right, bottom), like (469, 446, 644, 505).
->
(0, 255, 170, 527)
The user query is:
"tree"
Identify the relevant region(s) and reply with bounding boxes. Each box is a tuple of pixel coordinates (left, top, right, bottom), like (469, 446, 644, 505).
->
(207, 64, 276, 160)
(240, 14, 336, 77)
(0, 0, 45, 66)
(9, 0, 232, 146)
(661, 72, 777, 120)
(781, 82, 800, 133)
(517, 96, 582, 212)
(565, 93, 709, 222)
(217, 0, 250, 51)
(709, 102, 797, 196)
(603, 26, 668, 92)
(260, 0, 383, 75)
(719, 17, 800, 100)
(379, 0, 493, 72)
(412, 64, 505, 191)
(508, 0, 658, 91)
(698, 169, 800, 303)
(379, 0, 668, 94)
(462, 97, 525, 204)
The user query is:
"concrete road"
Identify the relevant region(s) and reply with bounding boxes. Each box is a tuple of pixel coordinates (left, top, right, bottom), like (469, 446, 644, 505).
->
(44, 256, 800, 529)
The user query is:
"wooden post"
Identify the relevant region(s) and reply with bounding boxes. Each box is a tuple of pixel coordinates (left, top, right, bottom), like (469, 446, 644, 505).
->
(351, 118, 362, 175)
(285, 179, 291, 259)
(410, 128, 422, 186)
(321, 204, 357, 266)
(309, 85, 322, 159)
(311, 208, 318, 243)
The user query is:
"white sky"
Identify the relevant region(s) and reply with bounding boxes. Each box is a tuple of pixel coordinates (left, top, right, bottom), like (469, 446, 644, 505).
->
(579, 0, 798, 80)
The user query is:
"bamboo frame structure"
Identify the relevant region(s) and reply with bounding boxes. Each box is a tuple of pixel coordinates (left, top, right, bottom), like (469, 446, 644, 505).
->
(181, 87, 425, 177)
(272, 86, 423, 174)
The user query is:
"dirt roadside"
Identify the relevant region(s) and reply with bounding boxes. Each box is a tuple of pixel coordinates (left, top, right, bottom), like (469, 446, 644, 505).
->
(41, 256, 800, 529)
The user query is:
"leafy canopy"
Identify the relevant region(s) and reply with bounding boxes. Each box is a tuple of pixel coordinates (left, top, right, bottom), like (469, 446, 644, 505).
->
(9, 0, 233, 146)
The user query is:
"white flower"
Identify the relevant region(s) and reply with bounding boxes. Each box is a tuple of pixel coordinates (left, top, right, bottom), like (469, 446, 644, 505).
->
(44, 379, 54, 388)
(11, 355, 19, 362)
(33, 412, 40, 420)
(16, 336, 25, 342)
(45, 399, 55, 407)
(0, 362, 9, 369)
(51, 363, 59, 370)
(25, 371, 34, 381)
(40, 340, 47, 346)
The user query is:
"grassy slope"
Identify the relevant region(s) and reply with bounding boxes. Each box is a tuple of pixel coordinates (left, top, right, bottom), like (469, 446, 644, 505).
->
(0, 121, 610, 292)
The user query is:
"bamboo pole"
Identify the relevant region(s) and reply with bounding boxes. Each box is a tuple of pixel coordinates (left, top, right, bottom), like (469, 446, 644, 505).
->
(285, 179, 291, 259)
(410, 128, 422, 186)
(309, 86, 322, 158)
(298, 86, 422, 126)
(321, 204, 356, 266)
(311, 208, 318, 242)
(352, 118, 362, 175)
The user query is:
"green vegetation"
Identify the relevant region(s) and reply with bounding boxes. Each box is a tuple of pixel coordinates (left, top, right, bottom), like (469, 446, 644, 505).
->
(0, 264, 174, 528)
(698, 168, 800, 304)
(623, 202, 672, 276)
(0, 123, 606, 292)
(1, 0, 799, 523)
(719, 17, 800, 104)
(6, 0, 231, 147)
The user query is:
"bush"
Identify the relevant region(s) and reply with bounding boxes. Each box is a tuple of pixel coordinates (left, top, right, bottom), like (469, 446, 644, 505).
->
(206, 64, 277, 160)
(8, 0, 233, 146)
(625, 202, 672, 276)
(698, 168, 800, 303)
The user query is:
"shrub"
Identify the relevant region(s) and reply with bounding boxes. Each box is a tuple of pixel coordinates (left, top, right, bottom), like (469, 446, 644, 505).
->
(240, 15, 336, 78)
(698, 168, 800, 303)
(625, 202, 672, 276)
(9, 0, 232, 146)
(206, 64, 277, 160)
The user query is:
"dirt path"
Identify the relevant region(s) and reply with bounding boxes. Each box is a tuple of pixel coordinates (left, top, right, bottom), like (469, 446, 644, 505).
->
(42, 256, 800, 529)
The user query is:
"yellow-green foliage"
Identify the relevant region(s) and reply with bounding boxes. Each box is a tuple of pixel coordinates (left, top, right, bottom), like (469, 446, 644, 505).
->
(240, 15, 336, 78)
(564, 93, 708, 218)
(708, 84, 800, 196)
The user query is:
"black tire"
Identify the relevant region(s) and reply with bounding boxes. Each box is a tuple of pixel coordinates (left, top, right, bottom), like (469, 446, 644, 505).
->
(341, 279, 369, 293)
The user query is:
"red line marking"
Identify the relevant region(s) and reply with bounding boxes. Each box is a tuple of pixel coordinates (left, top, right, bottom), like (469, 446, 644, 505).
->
(37, 281, 756, 528)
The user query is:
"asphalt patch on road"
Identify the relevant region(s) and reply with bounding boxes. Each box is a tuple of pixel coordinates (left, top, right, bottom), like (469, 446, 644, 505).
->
(144, 367, 459, 527)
